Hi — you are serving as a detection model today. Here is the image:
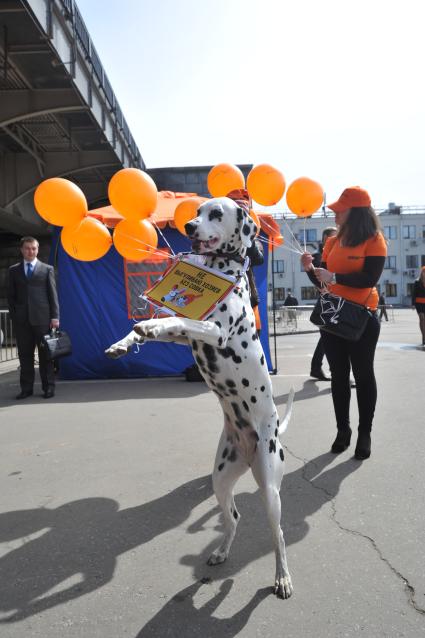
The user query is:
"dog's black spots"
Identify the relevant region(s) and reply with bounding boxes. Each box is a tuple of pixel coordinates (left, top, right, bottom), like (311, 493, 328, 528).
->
(203, 343, 219, 374)
(218, 337, 223, 346)
(242, 378, 249, 387)
(231, 402, 250, 428)
(229, 316, 233, 325)
(181, 331, 186, 336)
(209, 208, 223, 222)
(195, 355, 206, 371)
(233, 288, 239, 295)
(219, 261, 225, 269)
(242, 223, 251, 236)
(216, 382, 226, 392)
(269, 439, 276, 453)
(237, 325, 245, 335)
(275, 428, 278, 437)
(242, 400, 249, 412)
(226, 270, 234, 276)
(222, 447, 229, 458)
(234, 227, 239, 234)
(229, 388, 238, 396)
(252, 431, 260, 441)
(219, 303, 227, 312)
(215, 321, 222, 328)
(250, 321, 255, 328)
(218, 462, 225, 471)
(218, 347, 242, 364)
(260, 354, 265, 366)
(226, 243, 234, 252)
(192, 340, 198, 351)
(241, 341, 248, 349)
(228, 448, 237, 462)
(252, 333, 258, 341)
(226, 379, 236, 387)
(260, 385, 265, 392)
(237, 208, 243, 223)
(233, 510, 239, 520)
(277, 418, 280, 427)
(250, 395, 257, 404)
(280, 449, 285, 461)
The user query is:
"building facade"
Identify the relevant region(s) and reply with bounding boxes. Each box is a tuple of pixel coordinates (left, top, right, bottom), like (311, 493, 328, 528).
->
(269, 205, 425, 307)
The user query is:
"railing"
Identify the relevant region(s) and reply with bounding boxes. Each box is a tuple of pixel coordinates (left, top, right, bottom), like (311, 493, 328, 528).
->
(0, 310, 17, 362)
(58, 0, 143, 167)
(268, 304, 395, 335)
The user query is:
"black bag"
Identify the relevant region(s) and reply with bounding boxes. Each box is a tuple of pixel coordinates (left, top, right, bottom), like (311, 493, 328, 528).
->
(310, 292, 372, 341)
(40, 329, 72, 360)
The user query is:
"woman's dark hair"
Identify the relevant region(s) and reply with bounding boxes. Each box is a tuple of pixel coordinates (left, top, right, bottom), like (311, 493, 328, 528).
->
(337, 206, 382, 247)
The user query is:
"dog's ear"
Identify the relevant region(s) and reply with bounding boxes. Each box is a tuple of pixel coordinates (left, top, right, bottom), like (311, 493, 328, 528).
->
(239, 208, 257, 248)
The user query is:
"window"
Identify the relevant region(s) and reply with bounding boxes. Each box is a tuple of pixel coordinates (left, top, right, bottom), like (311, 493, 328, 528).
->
(422, 226, 425, 239)
(422, 255, 425, 267)
(385, 283, 397, 297)
(407, 283, 414, 297)
(274, 287, 285, 301)
(406, 255, 419, 269)
(384, 226, 397, 240)
(403, 225, 416, 239)
(298, 228, 317, 243)
(384, 256, 396, 269)
(301, 286, 319, 300)
(272, 259, 284, 273)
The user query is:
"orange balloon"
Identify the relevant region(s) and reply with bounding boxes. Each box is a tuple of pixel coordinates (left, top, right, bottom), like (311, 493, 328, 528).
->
(108, 168, 158, 221)
(207, 163, 245, 197)
(249, 209, 261, 236)
(174, 197, 204, 235)
(34, 178, 87, 226)
(246, 164, 286, 206)
(61, 218, 112, 261)
(286, 177, 324, 217)
(113, 218, 158, 261)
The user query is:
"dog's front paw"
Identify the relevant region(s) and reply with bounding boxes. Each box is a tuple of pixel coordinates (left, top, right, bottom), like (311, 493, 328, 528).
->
(105, 344, 130, 359)
(274, 575, 293, 599)
(134, 321, 161, 340)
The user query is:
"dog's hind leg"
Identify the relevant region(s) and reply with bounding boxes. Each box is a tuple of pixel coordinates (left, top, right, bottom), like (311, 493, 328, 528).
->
(251, 442, 293, 599)
(207, 429, 249, 566)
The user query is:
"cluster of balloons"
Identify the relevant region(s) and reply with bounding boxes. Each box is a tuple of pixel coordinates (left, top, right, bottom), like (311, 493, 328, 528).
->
(34, 178, 112, 261)
(204, 162, 324, 218)
(34, 169, 160, 262)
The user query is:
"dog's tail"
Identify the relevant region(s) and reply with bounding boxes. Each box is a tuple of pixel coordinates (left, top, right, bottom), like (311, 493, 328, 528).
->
(278, 387, 295, 436)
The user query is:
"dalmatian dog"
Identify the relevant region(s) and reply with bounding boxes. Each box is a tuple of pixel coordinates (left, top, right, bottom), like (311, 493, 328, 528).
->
(105, 197, 295, 599)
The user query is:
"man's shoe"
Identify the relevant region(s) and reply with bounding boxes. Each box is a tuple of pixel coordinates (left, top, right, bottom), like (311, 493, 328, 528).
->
(310, 368, 330, 381)
(16, 390, 33, 400)
(331, 428, 352, 453)
(354, 433, 371, 460)
(43, 389, 55, 399)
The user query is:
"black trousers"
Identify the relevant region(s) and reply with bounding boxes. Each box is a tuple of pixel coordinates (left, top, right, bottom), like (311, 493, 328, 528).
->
(15, 323, 55, 392)
(311, 336, 325, 371)
(320, 313, 380, 434)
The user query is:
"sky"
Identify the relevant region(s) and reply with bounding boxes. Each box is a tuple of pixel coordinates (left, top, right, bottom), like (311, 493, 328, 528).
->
(76, 0, 425, 208)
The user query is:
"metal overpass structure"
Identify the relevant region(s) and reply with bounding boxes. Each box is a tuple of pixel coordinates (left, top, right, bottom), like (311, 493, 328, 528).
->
(0, 0, 144, 237)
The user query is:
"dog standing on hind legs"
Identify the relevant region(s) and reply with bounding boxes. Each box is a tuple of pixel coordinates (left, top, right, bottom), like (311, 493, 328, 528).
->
(105, 195, 295, 599)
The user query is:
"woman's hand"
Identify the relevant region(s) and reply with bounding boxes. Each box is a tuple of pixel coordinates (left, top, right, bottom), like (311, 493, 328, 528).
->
(301, 252, 313, 271)
(315, 268, 334, 284)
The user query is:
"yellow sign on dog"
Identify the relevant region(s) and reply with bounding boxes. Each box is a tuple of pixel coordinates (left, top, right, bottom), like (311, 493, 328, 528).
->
(143, 258, 236, 320)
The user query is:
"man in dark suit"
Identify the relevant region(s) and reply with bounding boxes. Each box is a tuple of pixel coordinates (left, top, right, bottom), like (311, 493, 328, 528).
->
(7, 236, 60, 399)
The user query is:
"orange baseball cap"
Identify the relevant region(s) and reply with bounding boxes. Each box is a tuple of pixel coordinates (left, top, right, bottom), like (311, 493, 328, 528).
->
(327, 186, 371, 213)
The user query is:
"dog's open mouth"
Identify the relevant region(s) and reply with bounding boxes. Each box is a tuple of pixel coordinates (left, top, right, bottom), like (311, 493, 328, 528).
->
(191, 237, 220, 253)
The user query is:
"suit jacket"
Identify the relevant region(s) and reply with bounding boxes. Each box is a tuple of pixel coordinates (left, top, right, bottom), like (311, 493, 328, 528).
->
(7, 260, 60, 326)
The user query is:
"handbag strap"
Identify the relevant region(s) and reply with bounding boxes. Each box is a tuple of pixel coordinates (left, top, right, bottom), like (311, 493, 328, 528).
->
(320, 280, 375, 308)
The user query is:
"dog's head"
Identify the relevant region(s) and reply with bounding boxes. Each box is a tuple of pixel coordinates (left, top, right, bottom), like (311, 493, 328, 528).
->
(184, 197, 257, 256)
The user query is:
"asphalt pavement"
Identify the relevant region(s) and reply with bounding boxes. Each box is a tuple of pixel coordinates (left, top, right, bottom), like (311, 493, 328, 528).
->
(0, 309, 424, 638)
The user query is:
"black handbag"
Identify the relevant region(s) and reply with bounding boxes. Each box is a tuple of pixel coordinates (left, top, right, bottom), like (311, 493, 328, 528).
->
(40, 329, 72, 360)
(310, 292, 372, 341)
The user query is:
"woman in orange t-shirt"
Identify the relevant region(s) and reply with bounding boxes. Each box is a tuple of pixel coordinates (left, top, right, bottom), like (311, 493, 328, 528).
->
(301, 187, 387, 460)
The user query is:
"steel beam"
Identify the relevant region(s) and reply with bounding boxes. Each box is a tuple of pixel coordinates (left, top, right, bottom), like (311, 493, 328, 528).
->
(0, 89, 86, 127)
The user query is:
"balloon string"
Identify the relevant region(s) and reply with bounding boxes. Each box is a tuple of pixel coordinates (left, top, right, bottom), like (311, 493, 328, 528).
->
(279, 218, 304, 253)
(303, 218, 306, 252)
(256, 233, 304, 255)
(114, 231, 174, 259)
(152, 221, 176, 256)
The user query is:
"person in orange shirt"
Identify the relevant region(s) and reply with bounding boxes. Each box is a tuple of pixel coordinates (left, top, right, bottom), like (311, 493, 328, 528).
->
(412, 266, 425, 346)
(301, 187, 387, 460)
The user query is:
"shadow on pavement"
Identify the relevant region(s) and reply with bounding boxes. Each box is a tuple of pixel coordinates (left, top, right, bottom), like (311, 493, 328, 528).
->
(0, 453, 360, 629)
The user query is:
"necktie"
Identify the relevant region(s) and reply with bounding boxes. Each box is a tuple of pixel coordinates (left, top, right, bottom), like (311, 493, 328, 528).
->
(26, 263, 33, 278)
